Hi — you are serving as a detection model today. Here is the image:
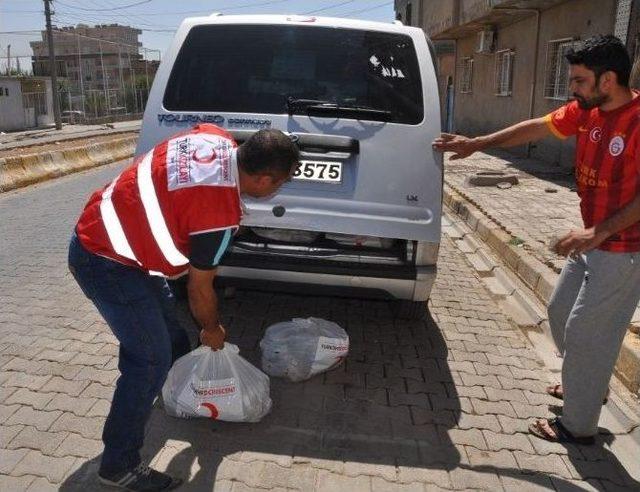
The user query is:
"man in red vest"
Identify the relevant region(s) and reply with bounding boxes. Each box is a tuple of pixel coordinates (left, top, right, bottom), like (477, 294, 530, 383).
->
(434, 35, 640, 445)
(69, 124, 299, 490)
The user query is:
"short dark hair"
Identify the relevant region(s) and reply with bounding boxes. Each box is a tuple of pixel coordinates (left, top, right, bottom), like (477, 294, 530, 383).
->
(566, 35, 631, 87)
(237, 129, 300, 177)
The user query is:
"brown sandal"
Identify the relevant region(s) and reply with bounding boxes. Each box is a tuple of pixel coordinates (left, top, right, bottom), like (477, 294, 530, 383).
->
(529, 417, 595, 445)
(546, 384, 608, 404)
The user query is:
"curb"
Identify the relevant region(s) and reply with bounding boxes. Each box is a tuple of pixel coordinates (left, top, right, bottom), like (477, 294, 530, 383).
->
(0, 122, 141, 152)
(0, 135, 137, 193)
(443, 181, 640, 396)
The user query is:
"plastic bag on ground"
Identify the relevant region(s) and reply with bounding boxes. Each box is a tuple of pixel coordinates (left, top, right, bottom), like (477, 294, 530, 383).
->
(260, 318, 349, 382)
(162, 343, 272, 422)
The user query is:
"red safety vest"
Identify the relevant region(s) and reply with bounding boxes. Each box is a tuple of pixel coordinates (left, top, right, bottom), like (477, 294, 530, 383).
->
(76, 124, 242, 277)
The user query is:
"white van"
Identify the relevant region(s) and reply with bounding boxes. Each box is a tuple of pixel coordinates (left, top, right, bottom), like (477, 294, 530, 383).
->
(137, 14, 442, 318)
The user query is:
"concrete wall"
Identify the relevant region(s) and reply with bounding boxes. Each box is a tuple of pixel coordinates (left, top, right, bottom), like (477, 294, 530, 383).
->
(452, 0, 617, 167)
(394, 0, 421, 26)
(453, 16, 536, 139)
(421, 0, 458, 36)
(460, 0, 491, 24)
(0, 78, 26, 132)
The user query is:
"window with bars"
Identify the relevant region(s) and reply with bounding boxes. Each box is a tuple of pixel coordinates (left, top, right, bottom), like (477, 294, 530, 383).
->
(494, 49, 514, 96)
(460, 57, 473, 93)
(544, 38, 579, 100)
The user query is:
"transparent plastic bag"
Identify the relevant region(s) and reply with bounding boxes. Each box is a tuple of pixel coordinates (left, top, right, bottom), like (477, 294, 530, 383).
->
(260, 318, 349, 382)
(325, 233, 396, 249)
(252, 227, 320, 244)
(162, 343, 272, 422)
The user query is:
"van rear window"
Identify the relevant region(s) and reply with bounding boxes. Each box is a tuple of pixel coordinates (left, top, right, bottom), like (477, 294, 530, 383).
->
(163, 24, 424, 125)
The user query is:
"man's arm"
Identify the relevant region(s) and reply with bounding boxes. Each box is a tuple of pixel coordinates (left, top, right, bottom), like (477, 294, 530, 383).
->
(187, 266, 226, 350)
(555, 195, 640, 256)
(432, 117, 553, 160)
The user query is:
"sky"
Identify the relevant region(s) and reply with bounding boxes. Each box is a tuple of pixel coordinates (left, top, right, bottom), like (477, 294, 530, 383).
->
(0, 0, 396, 68)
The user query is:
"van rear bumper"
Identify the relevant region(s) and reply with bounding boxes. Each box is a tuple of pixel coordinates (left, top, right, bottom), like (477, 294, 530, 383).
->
(216, 263, 436, 301)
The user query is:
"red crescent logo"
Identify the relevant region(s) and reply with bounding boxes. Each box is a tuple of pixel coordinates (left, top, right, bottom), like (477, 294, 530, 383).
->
(201, 402, 219, 420)
(192, 148, 217, 164)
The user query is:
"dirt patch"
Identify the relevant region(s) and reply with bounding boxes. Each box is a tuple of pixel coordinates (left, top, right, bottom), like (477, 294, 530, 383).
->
(0, 132, 138, 159)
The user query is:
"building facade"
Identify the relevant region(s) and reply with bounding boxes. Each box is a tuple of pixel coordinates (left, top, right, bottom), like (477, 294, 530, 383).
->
(30, 24, 142, 93)
(395, 0, 635, 167)
(29, 24, 159, 120)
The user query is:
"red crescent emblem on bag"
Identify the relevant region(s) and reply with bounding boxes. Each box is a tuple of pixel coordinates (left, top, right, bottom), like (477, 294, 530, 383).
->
(201, 402, 219, 420)
(192, 148, 217, 164)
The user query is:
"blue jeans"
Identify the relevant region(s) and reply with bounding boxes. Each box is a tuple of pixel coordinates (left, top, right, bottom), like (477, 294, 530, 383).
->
(68, 233, 191, 474)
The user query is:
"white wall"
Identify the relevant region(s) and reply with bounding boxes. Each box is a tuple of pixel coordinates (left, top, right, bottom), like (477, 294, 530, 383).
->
(40, 79, 54, 127)
(0, 78, 26, 132)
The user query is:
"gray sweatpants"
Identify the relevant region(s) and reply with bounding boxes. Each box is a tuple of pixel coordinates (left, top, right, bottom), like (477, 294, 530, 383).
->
(547, 249, 640, 437)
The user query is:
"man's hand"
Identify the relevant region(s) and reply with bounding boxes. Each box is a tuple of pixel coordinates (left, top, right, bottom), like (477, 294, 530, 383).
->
(432, 118, 552, 158)
(200, 324, 226, 350)
(432, 133, 481, 160)
(553, 227, 610, 256)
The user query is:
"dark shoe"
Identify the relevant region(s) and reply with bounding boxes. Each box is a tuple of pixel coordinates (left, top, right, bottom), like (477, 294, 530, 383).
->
(548, 404, 562, 415)
(98, 464, 182, 491)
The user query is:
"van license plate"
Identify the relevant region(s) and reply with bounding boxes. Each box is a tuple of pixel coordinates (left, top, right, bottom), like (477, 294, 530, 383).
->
(293, 161, 342, 184)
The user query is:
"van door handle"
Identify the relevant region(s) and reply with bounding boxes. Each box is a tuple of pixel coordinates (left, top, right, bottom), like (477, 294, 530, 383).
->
(300, 151, 351, 159)
(227, 130, 359, 155)
(294, 133, 359, 155)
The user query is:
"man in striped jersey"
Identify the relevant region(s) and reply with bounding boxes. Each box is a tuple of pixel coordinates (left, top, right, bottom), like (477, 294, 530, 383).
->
(69, 125, 299, 490)
(433, 35, 639, 445)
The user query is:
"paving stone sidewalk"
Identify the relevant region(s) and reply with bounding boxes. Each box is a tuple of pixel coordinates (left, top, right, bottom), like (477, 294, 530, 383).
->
(444, 151, 582, 274)
(444, 151, 640, 331)
(1, 160, 639, 490)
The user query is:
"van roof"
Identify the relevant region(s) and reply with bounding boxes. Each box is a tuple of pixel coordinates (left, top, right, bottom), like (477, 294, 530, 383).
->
(177, 14, 423, 36)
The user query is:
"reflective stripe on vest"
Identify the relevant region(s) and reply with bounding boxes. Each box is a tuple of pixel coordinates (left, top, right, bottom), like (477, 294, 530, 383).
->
(100, 174, 140, 263)
(137, 151, 189, 267)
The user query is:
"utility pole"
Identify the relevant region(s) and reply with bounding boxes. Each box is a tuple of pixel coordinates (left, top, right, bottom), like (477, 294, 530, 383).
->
(6, 44, 10, 75)
(99, 41, 110, 115)
(143, 47, 149, 95)
(127, 50, 136, 113)
(117, 44, 124, 109)
(77, 33, 86, 116)
(44, 0, 62, 129)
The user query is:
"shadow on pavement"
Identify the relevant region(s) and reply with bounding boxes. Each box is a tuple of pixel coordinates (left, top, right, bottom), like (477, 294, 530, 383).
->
(481, 149, 576, 190)
(59, 290, 639, 491)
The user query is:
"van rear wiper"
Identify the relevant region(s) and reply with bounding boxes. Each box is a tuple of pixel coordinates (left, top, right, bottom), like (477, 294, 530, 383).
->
(286, 97, 391, 121)
(286, 97, 331, 113)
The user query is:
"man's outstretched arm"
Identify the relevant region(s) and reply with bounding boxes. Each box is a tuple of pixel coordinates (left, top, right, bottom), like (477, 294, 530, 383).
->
(432, 117, 554, 160)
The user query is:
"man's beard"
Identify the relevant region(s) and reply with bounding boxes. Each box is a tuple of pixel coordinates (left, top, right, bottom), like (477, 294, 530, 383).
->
(573, 92, 610, 109)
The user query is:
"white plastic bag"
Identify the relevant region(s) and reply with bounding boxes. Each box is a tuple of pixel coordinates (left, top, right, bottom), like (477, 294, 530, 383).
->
(260, 318, 349, 382)
(252, 227, 320, 244)
(162, 343, 272, 422)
